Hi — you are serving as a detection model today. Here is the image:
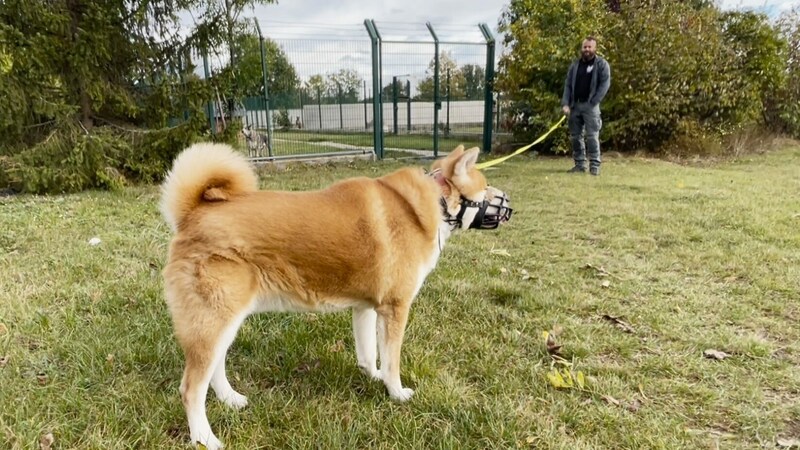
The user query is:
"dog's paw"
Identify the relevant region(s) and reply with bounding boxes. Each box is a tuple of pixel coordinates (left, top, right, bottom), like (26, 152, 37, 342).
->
(389, 387, 415, 402)
(193, 433, 224, 450)
(359, 364, 381, 381)
(219, 391, 248, 410)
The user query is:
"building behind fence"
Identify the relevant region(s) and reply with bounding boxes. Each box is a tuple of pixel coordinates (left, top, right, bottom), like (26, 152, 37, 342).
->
(204, 20, 508, 161)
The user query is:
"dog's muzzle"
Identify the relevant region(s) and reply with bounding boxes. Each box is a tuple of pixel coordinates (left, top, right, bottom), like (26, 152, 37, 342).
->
(443, 191, 513, 230)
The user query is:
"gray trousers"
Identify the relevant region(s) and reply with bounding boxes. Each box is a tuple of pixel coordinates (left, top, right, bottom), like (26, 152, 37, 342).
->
(569, 101, 602, 170)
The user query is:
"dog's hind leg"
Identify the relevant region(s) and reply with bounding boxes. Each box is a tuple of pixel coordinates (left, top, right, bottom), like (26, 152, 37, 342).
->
(178, 308, 250, 450)
(209, 318, 250, 409)
(179, 336, 225, 450)
(352, 307, 380, 380)
(376, 300, 414, 401)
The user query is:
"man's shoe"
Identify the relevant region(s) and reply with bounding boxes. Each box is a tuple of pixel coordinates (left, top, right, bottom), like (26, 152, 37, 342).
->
(567, 166, 587, 173)
(590, 167, 600, 176)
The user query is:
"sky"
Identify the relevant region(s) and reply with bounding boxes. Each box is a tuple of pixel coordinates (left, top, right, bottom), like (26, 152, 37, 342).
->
(189, 0, 800, 92)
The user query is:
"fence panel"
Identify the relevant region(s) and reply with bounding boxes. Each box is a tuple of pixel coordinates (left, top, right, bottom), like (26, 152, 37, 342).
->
(234, 21, 495, 161)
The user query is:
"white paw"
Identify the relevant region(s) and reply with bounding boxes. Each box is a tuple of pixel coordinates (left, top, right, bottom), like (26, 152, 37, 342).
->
(359, 365, 381, 381)
(388, 387, 415, 402)
(219, 391, 248, 410)
(192, 433, 223, 450)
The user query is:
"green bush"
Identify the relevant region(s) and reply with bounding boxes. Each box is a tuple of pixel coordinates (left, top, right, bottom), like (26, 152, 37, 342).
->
(497, 0, 800, 154)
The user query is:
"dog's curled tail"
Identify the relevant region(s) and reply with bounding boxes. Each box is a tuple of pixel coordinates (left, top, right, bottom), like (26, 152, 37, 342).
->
(160, 143, 258, 231)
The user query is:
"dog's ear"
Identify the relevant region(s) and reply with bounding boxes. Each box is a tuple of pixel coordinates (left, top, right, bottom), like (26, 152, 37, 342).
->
(430, 169, 451, 195)
(453, 147, 480, 176)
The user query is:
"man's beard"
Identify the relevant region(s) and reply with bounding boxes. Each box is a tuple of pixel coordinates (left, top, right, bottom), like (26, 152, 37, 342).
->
(582, 51, 595, 60)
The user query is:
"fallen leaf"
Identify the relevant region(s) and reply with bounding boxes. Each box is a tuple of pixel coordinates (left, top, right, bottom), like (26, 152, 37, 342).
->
(39, 432, 54, 450)
(703, 349, 731, 361)
(626, 399, 641, 412)
(582, 263, 613, 278)
(600, 280, 611, 288)
(723, 275, 738, 283)
(0, 355, 8, 367)
(544, 331, 562, 355)
(525, 436, 535, 444)
(601, 314, 636, 333)
(329, 340, 345, 353)
(546, 369, 566, 388)
(106, 354, 115, 364)
(0, 323, 7, 335)
(777, 437, 800, 448)
(490, 248, 511, 257)
(602, 394, 620, 406)
(575, 371, 586, 389)
(36, 373, 48, 386)
(88, 237, 102, 246)
(520, 269, 531, 281)
(499, 267, 508, 274)
(294, 359, 321, 374)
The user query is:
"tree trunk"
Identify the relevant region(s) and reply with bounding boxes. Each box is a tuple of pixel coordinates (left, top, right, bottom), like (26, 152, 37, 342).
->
(66, 0, 93, 130)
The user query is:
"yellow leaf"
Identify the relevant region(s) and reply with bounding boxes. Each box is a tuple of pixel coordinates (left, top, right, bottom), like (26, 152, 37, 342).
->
(546, 369, 566, 388)
(576, 371, 586, 389)
(561, 369, 574, 387)
(541, 331, 550, 343)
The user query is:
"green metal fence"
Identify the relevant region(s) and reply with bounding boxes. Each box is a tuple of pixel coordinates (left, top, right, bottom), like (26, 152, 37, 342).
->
(210, 20, 497, 161)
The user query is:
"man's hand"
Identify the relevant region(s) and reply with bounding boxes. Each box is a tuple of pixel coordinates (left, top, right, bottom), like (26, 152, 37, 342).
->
(562, 105, 570, 115)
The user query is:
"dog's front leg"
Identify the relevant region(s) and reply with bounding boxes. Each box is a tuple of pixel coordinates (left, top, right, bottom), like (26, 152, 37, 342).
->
(376, 301, 414, 401)
(352, 307, 380, 380)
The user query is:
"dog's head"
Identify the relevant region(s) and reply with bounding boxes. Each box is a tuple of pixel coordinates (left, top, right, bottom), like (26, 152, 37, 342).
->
(241, 125, 253, 139)
(430, 145, 513, 230)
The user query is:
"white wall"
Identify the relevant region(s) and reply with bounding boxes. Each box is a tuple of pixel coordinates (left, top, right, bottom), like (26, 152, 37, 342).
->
(244, 101, 486, 131)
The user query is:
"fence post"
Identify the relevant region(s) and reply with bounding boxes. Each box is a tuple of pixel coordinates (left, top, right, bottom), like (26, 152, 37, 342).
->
(299, 91, 305, 130)
(338, 82, 344, 129)
(365, 19, 383, 159)
(406, 80, 411, 133)
(446, 68, 451, 138)
(363, 80, 368, 130)
(317, 86, 322, 130)
(426, 22, 440, 158)
(479, 23, 495, 154)
(254, 20, 274, 157)
(392, 76, 398, 135)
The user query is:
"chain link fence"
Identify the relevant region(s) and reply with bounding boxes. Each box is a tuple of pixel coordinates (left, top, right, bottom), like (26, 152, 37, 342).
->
(207, 20, 499, 161)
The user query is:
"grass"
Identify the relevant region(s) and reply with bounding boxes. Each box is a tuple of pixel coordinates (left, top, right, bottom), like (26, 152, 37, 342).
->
(2, 146, 800, 449)
(272, 129, 481, 153)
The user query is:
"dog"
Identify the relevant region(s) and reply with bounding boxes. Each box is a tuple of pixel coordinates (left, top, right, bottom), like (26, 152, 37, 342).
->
(159, 143, 512, 449)
(241, 124, 268, 157)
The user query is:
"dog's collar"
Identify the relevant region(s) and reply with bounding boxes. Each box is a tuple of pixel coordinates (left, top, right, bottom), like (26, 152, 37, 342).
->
(439, 197, 461, 231)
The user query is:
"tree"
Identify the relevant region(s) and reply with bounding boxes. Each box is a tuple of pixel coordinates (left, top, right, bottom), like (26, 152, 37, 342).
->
(414, 52, 465, 101)
(460, 64, 485, 100)
(302, 74, 328, 103)
(495, 0, 797, 152)
(227, 33, 300, 103)
(0, 0, 278, 193)
(189, 0, 276, 87)
(327, 69, 362, 103)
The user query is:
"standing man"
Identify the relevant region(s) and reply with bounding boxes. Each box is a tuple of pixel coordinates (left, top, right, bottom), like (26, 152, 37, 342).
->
(561, 36, 611, 176)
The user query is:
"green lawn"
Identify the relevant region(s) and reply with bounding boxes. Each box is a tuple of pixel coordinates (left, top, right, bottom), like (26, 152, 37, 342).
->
(1, 147, 799, 449)
(272, 130, 481, 153)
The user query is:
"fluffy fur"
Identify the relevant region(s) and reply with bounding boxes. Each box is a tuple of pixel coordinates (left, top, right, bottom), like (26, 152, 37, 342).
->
(160, 142, 507, 449)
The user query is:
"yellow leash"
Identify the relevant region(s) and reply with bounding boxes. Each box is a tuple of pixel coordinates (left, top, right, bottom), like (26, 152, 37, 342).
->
(475, 115, 566, 170)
